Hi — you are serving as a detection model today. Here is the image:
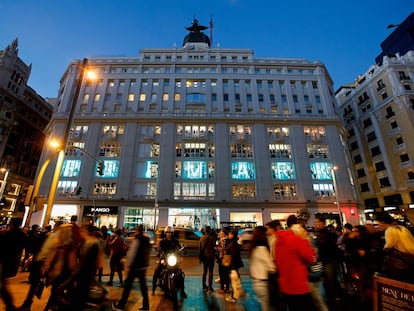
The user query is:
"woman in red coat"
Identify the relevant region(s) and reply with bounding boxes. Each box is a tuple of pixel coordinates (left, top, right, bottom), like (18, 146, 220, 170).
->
(275, 215, 317, 311)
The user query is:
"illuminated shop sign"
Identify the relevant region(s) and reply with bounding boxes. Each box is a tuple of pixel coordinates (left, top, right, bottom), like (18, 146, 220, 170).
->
(84, 206, 118, 214)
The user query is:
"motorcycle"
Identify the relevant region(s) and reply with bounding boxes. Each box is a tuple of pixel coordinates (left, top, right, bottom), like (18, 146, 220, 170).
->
(153, 247, 186, 310)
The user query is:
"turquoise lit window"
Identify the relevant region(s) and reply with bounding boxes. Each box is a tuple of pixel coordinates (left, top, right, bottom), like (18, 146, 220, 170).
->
(144, 161, 158, 178)
(231, 162, 255, 180)
(186, 93, 206, 103)
(310, 162, 332, 180)
(183, 161, 207, 179)
(272, 162, 295, 180)
(96, 160, 119, 178)
(61, 160, 81, 177)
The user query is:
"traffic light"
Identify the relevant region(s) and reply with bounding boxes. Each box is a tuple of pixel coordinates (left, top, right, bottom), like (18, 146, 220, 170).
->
(76, 187, 82, 195)
(97, 161, 104, 176)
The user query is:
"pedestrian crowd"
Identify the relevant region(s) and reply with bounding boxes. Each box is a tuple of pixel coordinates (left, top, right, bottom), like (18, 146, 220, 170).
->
(1, 211, 414, 311)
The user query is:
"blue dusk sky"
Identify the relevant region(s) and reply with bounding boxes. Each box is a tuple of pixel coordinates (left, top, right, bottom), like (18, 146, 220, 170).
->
(0, 0, 412, 99)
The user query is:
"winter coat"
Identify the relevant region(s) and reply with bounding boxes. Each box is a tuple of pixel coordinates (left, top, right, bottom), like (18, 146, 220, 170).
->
(275, 229, 316, 295)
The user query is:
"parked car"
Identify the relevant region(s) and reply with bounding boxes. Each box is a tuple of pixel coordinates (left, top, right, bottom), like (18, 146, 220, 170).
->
(237, 228, 254, 250)
(154, 227, 200, 249)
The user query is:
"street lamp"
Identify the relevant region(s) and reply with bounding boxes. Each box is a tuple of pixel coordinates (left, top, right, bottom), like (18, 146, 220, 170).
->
(331, 165, 343, 227)
(42, 58, 89, 227)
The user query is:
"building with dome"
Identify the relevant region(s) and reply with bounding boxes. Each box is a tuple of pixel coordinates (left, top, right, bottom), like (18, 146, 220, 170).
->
(31, 19, 360, 229)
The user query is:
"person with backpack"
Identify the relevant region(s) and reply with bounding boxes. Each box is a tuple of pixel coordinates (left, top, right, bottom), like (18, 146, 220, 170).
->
(113, 225, 150, 311)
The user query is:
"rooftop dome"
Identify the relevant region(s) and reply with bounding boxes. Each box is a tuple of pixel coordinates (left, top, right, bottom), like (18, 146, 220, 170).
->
(182, 19, 211, 49)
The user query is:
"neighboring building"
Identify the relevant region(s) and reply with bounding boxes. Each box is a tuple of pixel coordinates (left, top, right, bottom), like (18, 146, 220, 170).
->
(34, 19, 359, 229)
(336, 50, 414, 222)
(375, 12, 414, 65)
(0, 39, 53, 222)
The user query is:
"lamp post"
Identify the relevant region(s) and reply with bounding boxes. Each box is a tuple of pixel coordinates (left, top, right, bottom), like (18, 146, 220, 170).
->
(42, 58, 89, 227)
(331, 165, 343, 227)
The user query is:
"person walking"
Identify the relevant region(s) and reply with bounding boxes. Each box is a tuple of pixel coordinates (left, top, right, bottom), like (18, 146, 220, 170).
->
(314, 215, 342, 309)
(17, 221, 62, 311)
(275, 215, 317, 311)
(249, 226, 276, 311)
(107, 229, 126, 287)
(0, 218, 27, 311)
(113, 224, 151, 311)
(225, 229, 244, 303)
(215, 229, 229, 293)
(199, 226, 217, 292)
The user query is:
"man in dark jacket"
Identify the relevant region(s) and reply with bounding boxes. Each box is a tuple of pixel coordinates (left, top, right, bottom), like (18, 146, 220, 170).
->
(113, 225, 151, 311)
(199, 226, 217, 292)
(0, 218, 27, 311)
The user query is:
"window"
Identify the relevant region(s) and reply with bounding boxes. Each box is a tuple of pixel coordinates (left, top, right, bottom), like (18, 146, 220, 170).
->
(99, 142, 121, 157)
(363, 118, 372, 128)
(82, 94, 90, 104)
(313, 183, 334, 197)
(127, 93, 135, 102)
(396, 137, 404, 145)
(366, 132, 377, 142)
(375, 161, 386, 172)
(391, 121, 398, 129)
(94, 94, 101, 102)
(357, 168, 366, 178)
(93, 182, 117, 196)
(361, 183, 370, 192)
(186, 93, 206, 103)
(307, 144, 328, 158)
(269, 144, 291, 159)
(143, 161, 159, 178)
(400, 153, 410, 163)
(272, 162, 295, 180)
(232, 183, 256, 198)
(139, 94, 146, 101)
(273, 183, 296, 198)
(61, 160, 81, 177)
(310, 162, 332, 180)
(231, 143, 253, 158)
(379, 177, 391, 188)
(354, 155, 362, 164)
(231, 162, 255, 180)
(304, 127, 326, 140)
(370, 146, 381, 157)
(163, 93, 169, 101)
(181, 161, 208, 179)
(95, 160, 120, 178)
(350, 142, 358, 151)
(182, 143, 208, 157)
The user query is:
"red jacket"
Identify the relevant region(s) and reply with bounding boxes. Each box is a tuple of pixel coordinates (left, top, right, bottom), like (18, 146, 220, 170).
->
(275, 230, 316, 295)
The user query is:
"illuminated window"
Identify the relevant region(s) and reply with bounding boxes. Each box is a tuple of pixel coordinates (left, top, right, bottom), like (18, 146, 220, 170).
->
(271, 162, 295, 180)
(174, 93, 181, 101)
(231, 162, 255, 180)
(182, 161, 208, 179)
(163, 93, 169, 101)
(232, 183, 256, 198)
(269, 144, 291, 159)
(313, 183, 334, 197)
(100, 142, 121, 157)
(143, 161, 158, 178)
(82, 94, 90, 104)
(61, 160, 81, 177)
(304, 126, 326, 139)
(186, 93, 206, 103)
(231, 143, 253, 158)
(128, 93, 135, 102)
(273, 183, 296, 198)
(96, 160, 119, 178)
(307, 144, 328, 159)
(93, 182, 117, 196)
(57, 180, 78, 195)
(139, 93, 146, 101)
(310, 162, 332, 180)
(94, 94, 101, 102)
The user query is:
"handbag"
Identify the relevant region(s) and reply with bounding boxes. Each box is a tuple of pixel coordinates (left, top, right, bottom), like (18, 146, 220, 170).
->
(222, 254, 232, 267)
(34, 278, 45, 299)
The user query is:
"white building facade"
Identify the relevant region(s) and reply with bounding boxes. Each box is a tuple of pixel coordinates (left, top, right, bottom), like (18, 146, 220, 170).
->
(33, 20, 359, 229)
(336, 50, 414, 223)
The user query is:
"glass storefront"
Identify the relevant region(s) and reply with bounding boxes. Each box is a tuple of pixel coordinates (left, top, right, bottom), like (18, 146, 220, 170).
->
(167, 208, 220, 230)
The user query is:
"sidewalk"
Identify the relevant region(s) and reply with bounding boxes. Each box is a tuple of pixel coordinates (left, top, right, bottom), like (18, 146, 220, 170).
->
(1, 272, 259, 311)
